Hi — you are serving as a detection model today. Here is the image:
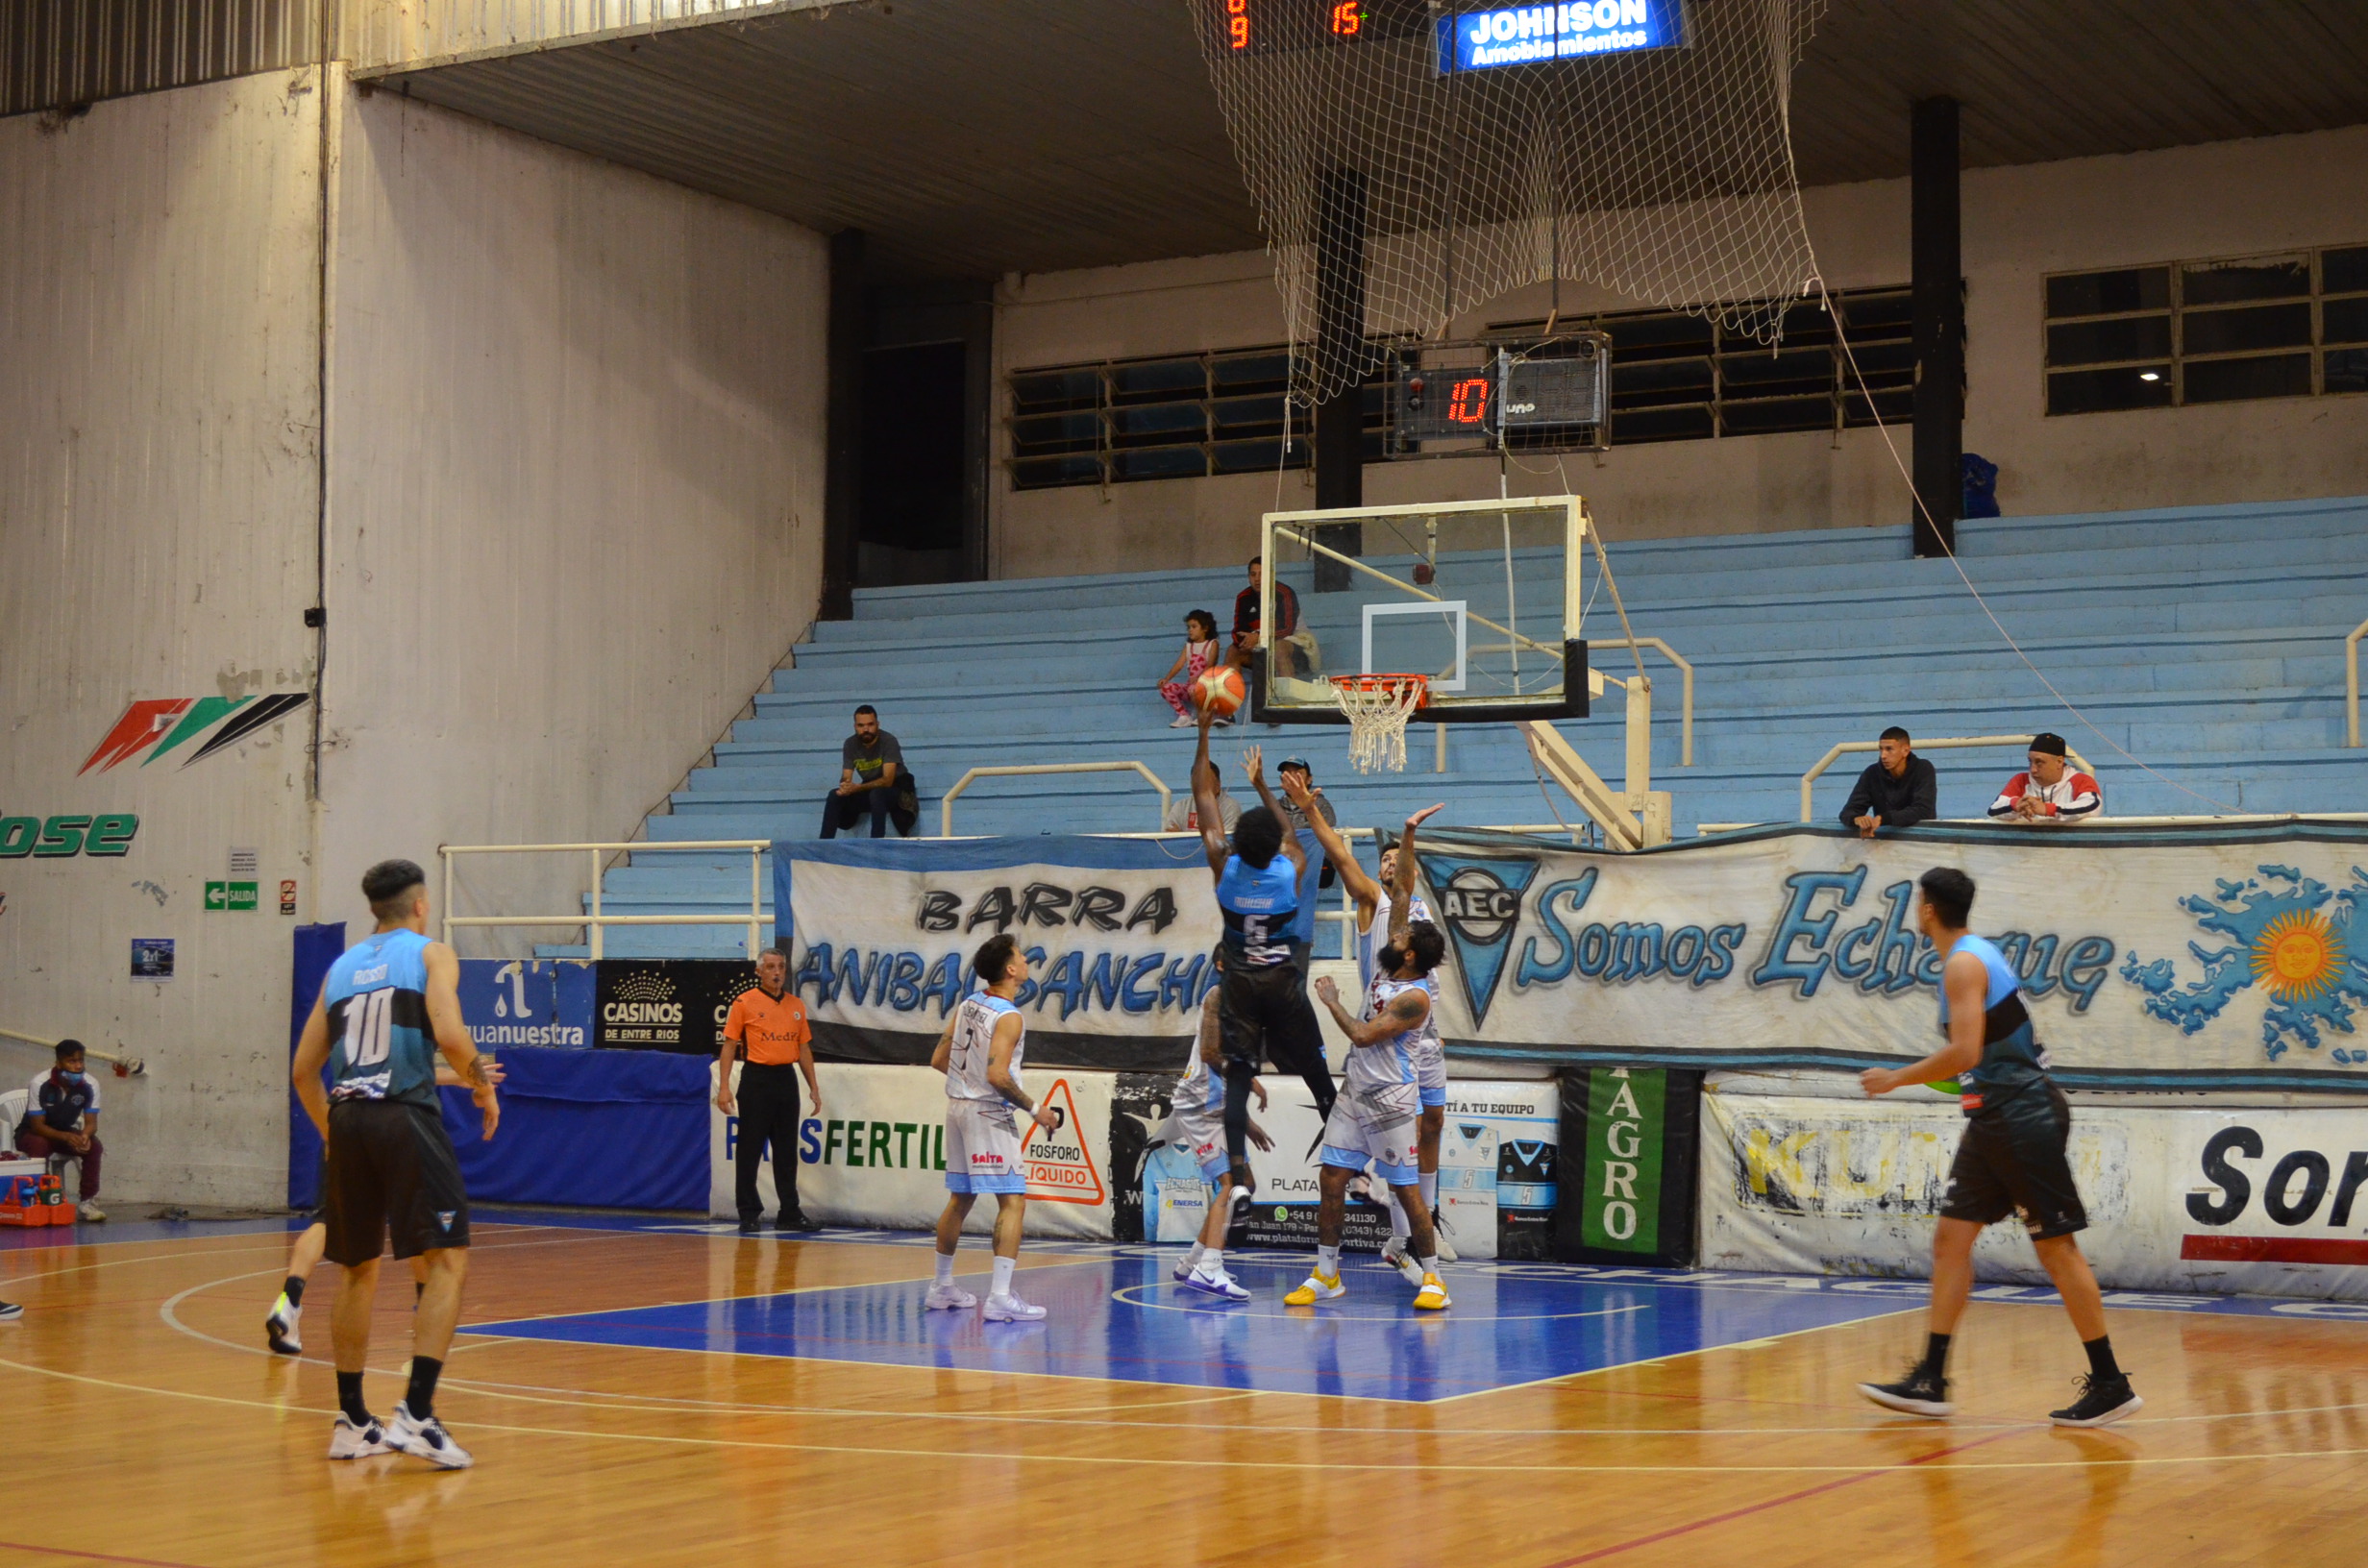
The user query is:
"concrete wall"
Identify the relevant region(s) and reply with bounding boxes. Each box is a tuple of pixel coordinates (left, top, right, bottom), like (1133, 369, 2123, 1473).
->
(992, 126, 2368, 578)
(0, 68, 828, 1206)
(319, 82, 828, 959)
(0, 71, 324, 1206)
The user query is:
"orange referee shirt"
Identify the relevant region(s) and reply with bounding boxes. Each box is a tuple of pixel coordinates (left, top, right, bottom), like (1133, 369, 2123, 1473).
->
(725, 985, 811, 1066)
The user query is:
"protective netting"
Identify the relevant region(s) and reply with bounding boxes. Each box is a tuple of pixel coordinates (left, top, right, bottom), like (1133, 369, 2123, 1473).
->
(1188, 0, 1826, 403)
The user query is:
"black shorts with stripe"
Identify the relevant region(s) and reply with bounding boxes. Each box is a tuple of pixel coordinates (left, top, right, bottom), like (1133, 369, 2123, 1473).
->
(323, 1098, 471, 1265)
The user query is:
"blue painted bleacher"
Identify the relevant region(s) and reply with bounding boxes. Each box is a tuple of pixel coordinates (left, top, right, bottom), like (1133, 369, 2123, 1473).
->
(574, 495, 2368, 957)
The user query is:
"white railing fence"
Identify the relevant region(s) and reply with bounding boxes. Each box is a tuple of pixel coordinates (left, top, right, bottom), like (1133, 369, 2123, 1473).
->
(438, 840, 769, 961)
(937, 761, 1170, 838)
(2346, 613, 2365, 748)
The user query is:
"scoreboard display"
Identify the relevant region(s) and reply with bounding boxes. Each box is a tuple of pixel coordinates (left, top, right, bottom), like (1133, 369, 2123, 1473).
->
(1211, 1, 1687, 67)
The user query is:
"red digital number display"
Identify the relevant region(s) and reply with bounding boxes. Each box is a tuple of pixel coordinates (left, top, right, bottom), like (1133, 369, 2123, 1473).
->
(1447, 376, 1492, 426)
(1228, 0, 1250, 49)
(1330, 2, 1363, 36)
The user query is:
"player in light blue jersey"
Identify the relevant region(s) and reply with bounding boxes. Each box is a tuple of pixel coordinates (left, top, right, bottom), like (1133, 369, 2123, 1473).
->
(1857, 867, 2140, 1429)
(291, 858, 499, 1469)
(1190, 709, 1337, 1213)
(927, 933, 1059, 1322)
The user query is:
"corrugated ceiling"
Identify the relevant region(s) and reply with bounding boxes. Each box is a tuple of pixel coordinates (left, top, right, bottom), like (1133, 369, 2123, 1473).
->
(362, 0, 2368, 281)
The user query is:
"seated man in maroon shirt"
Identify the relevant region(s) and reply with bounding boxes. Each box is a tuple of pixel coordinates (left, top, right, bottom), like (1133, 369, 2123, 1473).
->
(1223, 555, 1301, 678)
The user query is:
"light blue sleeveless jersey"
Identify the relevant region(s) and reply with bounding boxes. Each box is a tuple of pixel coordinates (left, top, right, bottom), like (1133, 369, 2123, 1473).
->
(1217, 853, 1300, 967)
(322, 927, 440, 1108)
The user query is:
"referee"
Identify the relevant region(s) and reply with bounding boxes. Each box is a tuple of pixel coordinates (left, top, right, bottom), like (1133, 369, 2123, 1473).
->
(716, 946, 823, 1234)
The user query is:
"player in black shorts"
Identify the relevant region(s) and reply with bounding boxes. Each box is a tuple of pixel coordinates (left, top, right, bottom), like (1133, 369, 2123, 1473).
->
(1190, 706, 1336, 1204)
(1857, 868, 2140, 1428)
(291, 859, 500, 1467)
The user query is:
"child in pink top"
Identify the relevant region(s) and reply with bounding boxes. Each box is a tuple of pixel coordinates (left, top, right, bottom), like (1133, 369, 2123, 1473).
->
(1159, 610, 1224, 725)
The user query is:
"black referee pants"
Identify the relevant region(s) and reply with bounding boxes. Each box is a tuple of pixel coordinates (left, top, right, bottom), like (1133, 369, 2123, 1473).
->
(734, 1062, 805, 1223)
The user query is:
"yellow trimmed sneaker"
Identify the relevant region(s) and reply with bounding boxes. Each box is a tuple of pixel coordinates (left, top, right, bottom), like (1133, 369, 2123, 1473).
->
(1283, 1271, 1345, 1306)
(1413, 1271, 1452, 1311)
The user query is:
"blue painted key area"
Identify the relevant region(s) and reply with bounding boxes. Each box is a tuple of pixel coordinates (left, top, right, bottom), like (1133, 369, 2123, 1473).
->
(471, 1249, 1924, 1402)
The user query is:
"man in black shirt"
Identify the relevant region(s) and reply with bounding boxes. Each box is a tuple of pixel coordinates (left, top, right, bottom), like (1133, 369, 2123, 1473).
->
(1840, 725, 1937, 839)
(1223, 556, 1301, 678)
(821, 704, 914, 839)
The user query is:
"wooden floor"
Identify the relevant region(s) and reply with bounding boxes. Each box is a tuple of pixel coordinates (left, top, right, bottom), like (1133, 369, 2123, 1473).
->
(3, 1219, 2364, 1568)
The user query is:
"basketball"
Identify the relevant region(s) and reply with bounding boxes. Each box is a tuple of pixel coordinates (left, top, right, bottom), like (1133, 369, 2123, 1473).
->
(1413, 562, 1436, 585)
(1194, 664, 1246, 716)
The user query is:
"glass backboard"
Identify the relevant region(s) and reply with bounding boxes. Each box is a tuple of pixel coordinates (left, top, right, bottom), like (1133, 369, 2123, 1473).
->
(1257, 495, 1591, 723)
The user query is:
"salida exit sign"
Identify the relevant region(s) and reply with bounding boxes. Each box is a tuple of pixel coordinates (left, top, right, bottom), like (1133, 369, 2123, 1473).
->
(204, 881, 259, 912)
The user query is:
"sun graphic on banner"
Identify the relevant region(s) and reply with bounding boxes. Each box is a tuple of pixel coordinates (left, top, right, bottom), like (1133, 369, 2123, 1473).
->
(2251, 911, 2346, 1000)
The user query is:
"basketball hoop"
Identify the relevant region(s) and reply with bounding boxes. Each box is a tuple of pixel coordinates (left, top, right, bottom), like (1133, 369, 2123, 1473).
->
(1331, 674, 1427, 774)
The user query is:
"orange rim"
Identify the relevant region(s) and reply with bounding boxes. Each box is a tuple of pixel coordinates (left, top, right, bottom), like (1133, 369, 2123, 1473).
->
(1330, 674, 1427, 703)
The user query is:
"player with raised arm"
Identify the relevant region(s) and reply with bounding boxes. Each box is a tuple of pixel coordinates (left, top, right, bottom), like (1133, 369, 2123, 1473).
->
(1289, 924, 1453, 1311)
(925, 933, 1059, 1322)
(1169, 946, 1273, 1301)
(1282, 777, 1455, 1280)
(290, 859, 499, 1469)
(1190, 705, 1336, 1213)
(1857, 867, 2141, 1428)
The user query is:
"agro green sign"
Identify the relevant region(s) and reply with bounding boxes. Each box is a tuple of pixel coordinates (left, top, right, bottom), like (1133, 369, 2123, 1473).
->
(0, 814, 138, 858)
(1579, 1066, 1665, 1252)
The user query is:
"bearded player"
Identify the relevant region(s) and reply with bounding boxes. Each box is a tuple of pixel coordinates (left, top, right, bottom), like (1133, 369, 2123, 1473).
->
(1281, 773, 1454, 1278)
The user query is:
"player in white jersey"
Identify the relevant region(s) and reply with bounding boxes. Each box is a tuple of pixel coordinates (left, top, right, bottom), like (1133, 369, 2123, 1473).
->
(1169, 947, 1273, 1300)
(925, 933, 1058, 1322)
(1282, 777, 1456, 1278)
(1289, 923, 1452, 1311)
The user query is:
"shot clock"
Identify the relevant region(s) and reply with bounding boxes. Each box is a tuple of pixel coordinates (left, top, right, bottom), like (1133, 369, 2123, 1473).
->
(1210, 1, 1684, 67)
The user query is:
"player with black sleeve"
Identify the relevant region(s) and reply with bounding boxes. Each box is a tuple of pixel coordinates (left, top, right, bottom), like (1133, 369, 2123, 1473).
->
(1857, 867, 2141, 1428)
(1191, 705, 1336, 1209)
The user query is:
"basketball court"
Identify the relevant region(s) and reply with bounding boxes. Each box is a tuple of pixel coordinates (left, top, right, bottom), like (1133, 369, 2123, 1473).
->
(7, 1212, 2364, 1567)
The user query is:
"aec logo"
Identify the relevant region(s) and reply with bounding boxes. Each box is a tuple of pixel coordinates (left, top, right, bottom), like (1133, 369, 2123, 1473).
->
(1417, 853, 1541, 1025)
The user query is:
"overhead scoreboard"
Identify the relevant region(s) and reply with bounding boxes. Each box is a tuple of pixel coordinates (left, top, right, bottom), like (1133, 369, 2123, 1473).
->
(1214, 1, 1688, 69)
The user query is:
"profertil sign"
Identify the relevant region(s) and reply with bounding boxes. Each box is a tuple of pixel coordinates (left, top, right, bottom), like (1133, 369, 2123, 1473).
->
(0, 814, 138, 859)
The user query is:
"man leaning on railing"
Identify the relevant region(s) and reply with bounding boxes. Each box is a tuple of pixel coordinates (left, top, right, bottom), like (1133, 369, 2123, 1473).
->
(1987, 733, 2102, 823)
(1841, 726, 1938, 840)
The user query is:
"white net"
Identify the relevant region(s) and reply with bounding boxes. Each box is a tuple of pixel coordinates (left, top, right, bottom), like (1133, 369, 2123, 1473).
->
(1188, 0, 1826, 403)
(1333, 675, 1428, 772)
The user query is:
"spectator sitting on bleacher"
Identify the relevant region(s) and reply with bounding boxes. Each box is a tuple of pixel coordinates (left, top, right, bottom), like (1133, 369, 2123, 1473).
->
(1840, 725, 1937, 841)
(16, 1040, 104, 1222)
(1988, 733, 2102, 823)
(1165, 774, 1242, 836)
(1223, 555, 1301, 678)
(821, 704, 918, 839)
(1158, 609, 1225, 727)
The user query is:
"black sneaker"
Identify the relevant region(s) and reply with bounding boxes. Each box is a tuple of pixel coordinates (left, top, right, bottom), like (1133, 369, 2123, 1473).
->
(2049, 1373, 2142, 1428)
(737, 1217, 761, 1235)
(776, 1212, 821, 1233)
(0, 1300, 21, 1321)
(1858, 1363, 1954, 1418)
(1226, 1164, 1256, 1216)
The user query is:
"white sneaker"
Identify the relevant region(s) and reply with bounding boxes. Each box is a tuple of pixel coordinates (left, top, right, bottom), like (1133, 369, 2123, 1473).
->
(1182, 1265, 1251, 1302)
(265, 1294, 303, 1355)
(76, 1201, 105, 1223)
(1378, 1239, 1423, 1287)
(327, 1413, 394, 1459)
(1431, 1213, 1458, 1263)
(982, 1292, 1047, 1322)
(385, 1401, 474, 1469)
(923, 1282, 977, 1311)
(1169, 714, 1194, 727)
(1172, 1253, 1199, 1282)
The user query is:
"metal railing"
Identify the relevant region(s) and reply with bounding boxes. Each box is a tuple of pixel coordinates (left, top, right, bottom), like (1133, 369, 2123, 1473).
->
(438, 840, 769, 961)
(1591, 636, 1694, 767)
(2347, 613, 2366, 748)
(1711, 811, 2368, 836)
(0, 1026, 144, 1075)
(938, 761, 1171, 838)
(1800, 736, 2095, 823)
